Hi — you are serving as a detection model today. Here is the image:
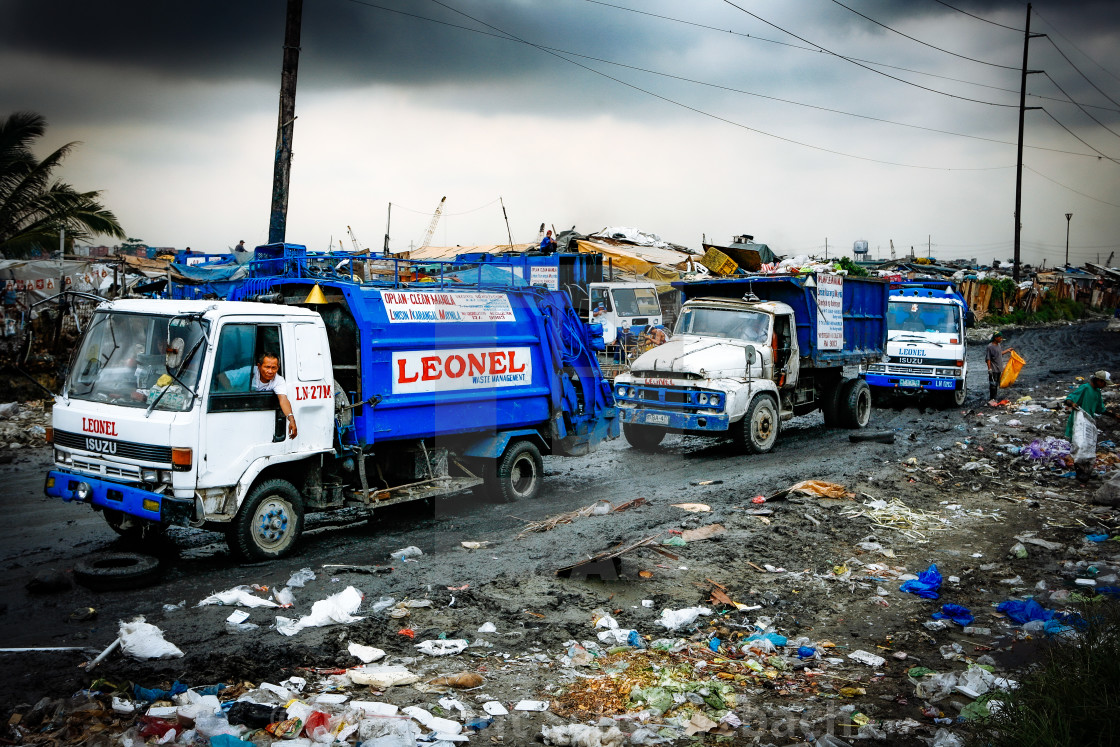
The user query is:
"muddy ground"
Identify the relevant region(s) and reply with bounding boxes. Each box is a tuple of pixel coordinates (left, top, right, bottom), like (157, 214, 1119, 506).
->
(1, 320, 1119, 745)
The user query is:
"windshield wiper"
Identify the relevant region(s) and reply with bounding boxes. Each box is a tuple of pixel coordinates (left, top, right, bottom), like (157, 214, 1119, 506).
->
(145, 335, 205, 417)
(889, 334, 944, 347)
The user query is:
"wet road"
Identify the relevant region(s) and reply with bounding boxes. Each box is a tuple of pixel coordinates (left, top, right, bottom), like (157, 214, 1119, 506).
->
(0, 320, 1114, 660)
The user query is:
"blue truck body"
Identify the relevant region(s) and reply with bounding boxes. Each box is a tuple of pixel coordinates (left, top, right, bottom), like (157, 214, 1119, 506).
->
(671, 274, 889, 367)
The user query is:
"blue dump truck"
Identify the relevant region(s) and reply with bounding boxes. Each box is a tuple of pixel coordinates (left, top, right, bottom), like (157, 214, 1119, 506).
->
(46, 245, 619, 558)
(613, 274, 888, 452)
(860, 280, 973, 407)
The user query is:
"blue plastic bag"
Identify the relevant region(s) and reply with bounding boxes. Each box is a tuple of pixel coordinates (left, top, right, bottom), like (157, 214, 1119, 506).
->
(746, 632, 788, 647)
(932, 603, 974, 627)
(900, 564, 942, 599)
(133, 681, 188, 702)
(797, 646, 816, 659)
(997, 598, 1052, 624)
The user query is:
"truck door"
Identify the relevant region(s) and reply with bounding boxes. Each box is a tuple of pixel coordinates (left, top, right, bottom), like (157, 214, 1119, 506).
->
(198, 322, 288, 489)
(288, 323, 334, 452)
(774, 313, 799, 387)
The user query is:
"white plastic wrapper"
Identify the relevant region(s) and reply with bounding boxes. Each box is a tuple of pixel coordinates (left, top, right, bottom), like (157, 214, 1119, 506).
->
(119, 617, 183, 660)
(348, 642, 386, 663)
(275, 586, 364, 636)
(657, 606, 711, 631)
(349, 665, 419, 688)
(286, 568, 316, 588)
(197, 586, 279, 608)
(415, 639, 468, 656)
(402, 705, 462, 735)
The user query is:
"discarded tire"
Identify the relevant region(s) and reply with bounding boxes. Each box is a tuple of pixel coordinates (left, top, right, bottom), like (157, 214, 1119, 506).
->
(849, 430, 895, 444)
(73, 552, 161, 591)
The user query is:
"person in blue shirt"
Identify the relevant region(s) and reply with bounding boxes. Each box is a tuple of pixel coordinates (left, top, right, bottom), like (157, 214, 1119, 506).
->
(539, 230, 557, 253)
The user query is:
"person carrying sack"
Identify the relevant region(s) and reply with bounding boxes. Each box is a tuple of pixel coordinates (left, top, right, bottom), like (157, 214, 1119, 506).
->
(1064, 370, 1112, 481)
(986, 331, 1013, 405)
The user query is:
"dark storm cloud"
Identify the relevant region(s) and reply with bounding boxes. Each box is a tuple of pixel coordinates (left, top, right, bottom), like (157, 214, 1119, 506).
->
(0, 0, 688, 88)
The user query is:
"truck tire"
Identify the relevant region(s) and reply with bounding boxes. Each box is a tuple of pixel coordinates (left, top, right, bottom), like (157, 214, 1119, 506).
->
(940, 383, 966, 409)
(229, 478, 304, 560)
(840, 378, 872, 429)
(623, 422, 665, 451)
(820, 380, 843, 427)
(735, 395, 779, 454)
(74, 552, 161, 591)
(494, 441, 543, 502)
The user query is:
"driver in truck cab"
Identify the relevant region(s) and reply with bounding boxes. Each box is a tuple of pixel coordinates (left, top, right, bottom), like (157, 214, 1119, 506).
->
(217, 352, 298, 438)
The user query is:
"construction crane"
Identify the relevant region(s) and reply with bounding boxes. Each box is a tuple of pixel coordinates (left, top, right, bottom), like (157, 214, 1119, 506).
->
(419, 196, 447, 249)
(347, 225, 363, 253)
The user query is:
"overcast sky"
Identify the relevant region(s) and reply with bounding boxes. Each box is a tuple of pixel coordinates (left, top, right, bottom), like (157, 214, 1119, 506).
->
(2, 0, 1118, 266)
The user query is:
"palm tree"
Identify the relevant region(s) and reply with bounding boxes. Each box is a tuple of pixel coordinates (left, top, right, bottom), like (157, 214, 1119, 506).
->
(0, 111, 126, 258)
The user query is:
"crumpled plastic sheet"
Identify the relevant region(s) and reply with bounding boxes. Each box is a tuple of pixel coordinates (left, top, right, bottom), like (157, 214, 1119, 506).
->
(415, 639, 469, 656)
(900, 564, 942, 599)
(997, 599, 1085, 632)
(657, 606, 711, 631)
(275, 586, 364, 636)
(197, 586, 280, 608)
(119, 617, 183, 659)
(285, 568, 315, 587)
(1023, 437, 1072, 466)
(932, 603, 974, 627)
(541, 723, 627, 747)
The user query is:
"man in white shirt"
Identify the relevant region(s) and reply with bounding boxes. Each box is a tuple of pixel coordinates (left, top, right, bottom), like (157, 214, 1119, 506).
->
(221, 353, 297, 438)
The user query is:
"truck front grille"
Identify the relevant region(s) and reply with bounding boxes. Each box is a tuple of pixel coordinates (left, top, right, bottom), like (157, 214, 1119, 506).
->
(69, 457, 142, 482)
(54, 430, 173, 464)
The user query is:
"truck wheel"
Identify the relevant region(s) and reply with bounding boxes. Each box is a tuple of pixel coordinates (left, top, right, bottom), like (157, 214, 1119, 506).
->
(820, 380, 843, 427)
(492, 441, 543, 502)
(941, 384, 966, 409)
(74, 552, 161, 591)
(623, 422, 665, 451)
(840, 378, 872, 429)
(229, 479, 304, 560)
(736, 395, 779, 454)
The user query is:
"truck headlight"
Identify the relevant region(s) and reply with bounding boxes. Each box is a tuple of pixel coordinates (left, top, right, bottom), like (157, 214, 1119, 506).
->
(616, 385, 627, 397)
(698, 393, 710, 405)
(141, 469, 159, 483)
(710, 393, 721, 407)
(55, 449, 72, 465)
(75, 482, 92, 501)
(628, 387, 637, 397)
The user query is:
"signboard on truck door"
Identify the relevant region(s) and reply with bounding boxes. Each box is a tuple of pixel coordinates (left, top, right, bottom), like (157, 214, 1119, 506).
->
(817, 273, 844, 351)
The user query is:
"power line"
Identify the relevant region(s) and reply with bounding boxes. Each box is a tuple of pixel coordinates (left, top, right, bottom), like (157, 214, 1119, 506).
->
(1024, 164, 1120, 209)
(929, 0, 1023, 32)
(829, 0, 1018, 70)
(1040, 109, 1120, 166)
(1033, 8, 1120, 87)
(1041, 72, 1120, 141)
(416, 0, 1015, 170)
(717, 0, 1018, 107)
(1043, 36, 1120, 110)
(582, 0, 1120, 113)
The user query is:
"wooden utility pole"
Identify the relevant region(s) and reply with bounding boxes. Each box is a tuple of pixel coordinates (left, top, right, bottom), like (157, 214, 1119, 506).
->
(268, 0, 304, 245)
(1013, 3, 1044, 281)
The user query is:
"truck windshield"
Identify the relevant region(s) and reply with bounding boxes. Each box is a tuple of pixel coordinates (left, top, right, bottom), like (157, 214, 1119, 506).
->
(610, 287, 660, 317)
(66, 312, 208, 411)
(674, 307, 770, 343)
(887, 301, 960, 335)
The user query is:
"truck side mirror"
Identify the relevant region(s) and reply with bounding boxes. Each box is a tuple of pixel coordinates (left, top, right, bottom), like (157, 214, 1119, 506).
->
(166, 336, 185, 370)
(744, 344, 756, 367)
(965, 310, 976, 328)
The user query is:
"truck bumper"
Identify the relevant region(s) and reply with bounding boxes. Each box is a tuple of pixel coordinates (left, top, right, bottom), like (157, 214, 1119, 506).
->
(865, 373, 959, 391)
(44, 470, 194, 526)
(620, 407, 730, 432)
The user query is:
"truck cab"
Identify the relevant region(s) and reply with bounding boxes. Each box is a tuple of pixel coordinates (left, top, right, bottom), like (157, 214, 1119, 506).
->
(861, 283, 969, 407)
(587, 282, 663, 345)
(46, 300, 335, 556)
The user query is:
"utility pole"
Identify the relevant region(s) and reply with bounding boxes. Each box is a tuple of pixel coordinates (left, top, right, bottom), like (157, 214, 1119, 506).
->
(1013, 3, 1044, 281)
(501, 197, 514, 250)
(928, 235, 931, 259)
(384, 203, 392, 256)
(1065, 212, 1073, 267)
(824, 237, 828, 260)
(267, 0, 304, 245)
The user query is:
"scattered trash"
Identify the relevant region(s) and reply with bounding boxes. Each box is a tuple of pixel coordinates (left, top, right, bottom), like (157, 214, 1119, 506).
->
(848, 649, 886, 667)
(671, 503, 710, 512)
(519, 498, 648, 537)
(844, 499, 948, 542)
(348, 665, 419, 687)
(931, 604, 974, 627)
(285, 567, 316, 587)
(428, 672, 485, 689)
(390, 545, 423, 561)
(415, 639, 469, 656)
(347, 642, 385, 663)
(197, 586, 280, 608)
(900, 564, 943, 599)
(658, 606, 711, 630)
(679, 523, 726, 542)
(275, 586, 364, 636)
(477, 622, 497, 633)
(542, 723, 626, 746)
(514, 700, 550, 711)
(461, 540, 492, 550)
(483, 701, 509, 716)
(118, 617, 183, 660)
